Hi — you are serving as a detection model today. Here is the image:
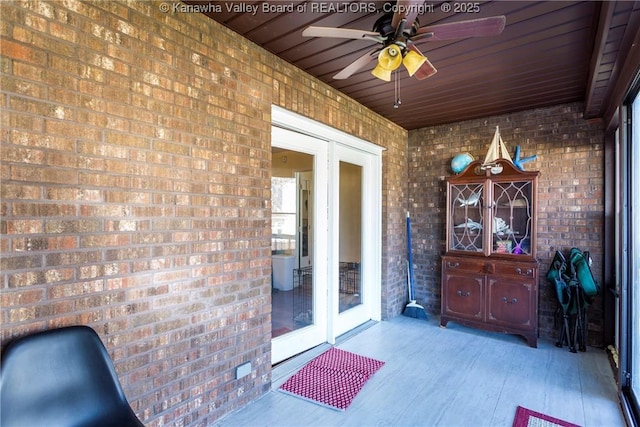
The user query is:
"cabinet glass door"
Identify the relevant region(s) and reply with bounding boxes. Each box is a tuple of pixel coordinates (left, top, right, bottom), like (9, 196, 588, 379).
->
(449, 183, 484, 252)
(491, 181, 533, 255)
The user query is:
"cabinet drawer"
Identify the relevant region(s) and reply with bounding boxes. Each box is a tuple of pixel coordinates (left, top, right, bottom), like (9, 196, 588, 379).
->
(493, 262, 537, 278)
(442, 258, 484, 274)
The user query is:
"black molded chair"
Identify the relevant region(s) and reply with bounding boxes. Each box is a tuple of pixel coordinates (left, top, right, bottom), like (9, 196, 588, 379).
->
(1, 325, 144, 427)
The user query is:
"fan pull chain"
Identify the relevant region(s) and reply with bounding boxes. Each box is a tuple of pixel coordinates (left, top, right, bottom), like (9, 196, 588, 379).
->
(393, 71, 401, 108)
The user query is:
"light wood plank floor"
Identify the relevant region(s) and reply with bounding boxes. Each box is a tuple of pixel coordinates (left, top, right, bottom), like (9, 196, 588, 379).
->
(216, 315, 626, 427)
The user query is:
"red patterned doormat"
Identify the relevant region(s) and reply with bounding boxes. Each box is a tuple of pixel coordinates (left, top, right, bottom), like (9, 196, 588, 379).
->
(513, 406, 581, 427)
(279, 347, 385, 411)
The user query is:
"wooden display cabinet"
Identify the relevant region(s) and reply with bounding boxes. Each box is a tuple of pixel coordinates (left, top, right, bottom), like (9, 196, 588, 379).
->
(441, 158, 539, 347)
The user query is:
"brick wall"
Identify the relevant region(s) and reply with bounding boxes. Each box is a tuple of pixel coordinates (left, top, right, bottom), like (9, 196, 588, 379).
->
(0, 1, 407, 425)
(408, 103, 606, 346)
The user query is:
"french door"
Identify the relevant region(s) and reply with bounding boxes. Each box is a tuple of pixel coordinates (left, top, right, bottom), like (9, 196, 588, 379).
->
(271, 107, 382, 364)
(271, 127, 328, 364)
(330, 144, 382, 338)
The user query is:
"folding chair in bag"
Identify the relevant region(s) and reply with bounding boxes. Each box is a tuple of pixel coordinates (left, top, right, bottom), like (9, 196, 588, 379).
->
(546, 248, 600, 353)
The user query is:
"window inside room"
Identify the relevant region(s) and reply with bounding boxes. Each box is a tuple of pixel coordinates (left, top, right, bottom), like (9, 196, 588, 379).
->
(271, 176, 297, 255)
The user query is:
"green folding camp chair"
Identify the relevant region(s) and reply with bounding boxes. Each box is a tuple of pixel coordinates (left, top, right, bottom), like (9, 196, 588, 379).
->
(547, 248, 600, 352)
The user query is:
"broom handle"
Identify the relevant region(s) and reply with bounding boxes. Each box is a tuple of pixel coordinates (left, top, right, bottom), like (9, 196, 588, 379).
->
(407, 212, 416, 301)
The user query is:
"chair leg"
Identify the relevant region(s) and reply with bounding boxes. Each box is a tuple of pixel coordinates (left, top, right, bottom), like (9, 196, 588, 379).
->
(574, 289, 587, 352)
(564, 316, 572, 349)
(555, 314, 565, 348)
(573, 310, 582, 353)
(579, 302, 588, 352)
(568, 285, 579, 353)
(568, 313, 577, 353)
(556, 313, 572, 351)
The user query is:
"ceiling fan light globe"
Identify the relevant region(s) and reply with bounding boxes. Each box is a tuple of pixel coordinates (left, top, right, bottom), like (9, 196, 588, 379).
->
(377, 44, 403, 71)
(371, 64, 392, 81)
(403, 50, 427, 76)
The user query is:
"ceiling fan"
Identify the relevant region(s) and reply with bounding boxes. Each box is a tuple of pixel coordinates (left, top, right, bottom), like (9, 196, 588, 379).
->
(302, 0, 506, 82)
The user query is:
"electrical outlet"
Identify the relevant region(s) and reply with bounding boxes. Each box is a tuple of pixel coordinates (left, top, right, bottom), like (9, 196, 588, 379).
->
(235, 362, 251, 379)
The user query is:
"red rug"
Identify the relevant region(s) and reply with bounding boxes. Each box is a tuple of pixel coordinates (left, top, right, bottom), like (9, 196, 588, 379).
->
(513, 406, 581, 427)
(279, 347, 385, 411)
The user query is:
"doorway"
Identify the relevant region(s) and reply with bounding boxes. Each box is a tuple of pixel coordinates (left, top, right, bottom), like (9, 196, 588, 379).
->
(270, 128, 327, 363)
(270, 107, 383, 364)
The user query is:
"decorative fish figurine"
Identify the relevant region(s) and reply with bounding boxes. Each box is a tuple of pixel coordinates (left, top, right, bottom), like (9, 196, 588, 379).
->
(455, 218, 483, 230)
(457, 191, 481, 207)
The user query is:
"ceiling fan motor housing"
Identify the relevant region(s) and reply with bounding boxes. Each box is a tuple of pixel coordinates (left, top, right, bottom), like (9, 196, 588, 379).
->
(373, 13, 396, 38)
(373, 12, 420, 41)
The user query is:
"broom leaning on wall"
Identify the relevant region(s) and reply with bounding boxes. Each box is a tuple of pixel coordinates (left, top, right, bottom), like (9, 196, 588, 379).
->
(403, 212, 427, 319)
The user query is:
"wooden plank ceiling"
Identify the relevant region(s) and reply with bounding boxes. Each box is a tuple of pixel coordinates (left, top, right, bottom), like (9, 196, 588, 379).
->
(193, 1, 640, 130)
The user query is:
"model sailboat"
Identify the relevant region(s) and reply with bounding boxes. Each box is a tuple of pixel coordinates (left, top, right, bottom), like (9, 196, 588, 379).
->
(482, 126, 512, 167)
(482, 126, 537, 171)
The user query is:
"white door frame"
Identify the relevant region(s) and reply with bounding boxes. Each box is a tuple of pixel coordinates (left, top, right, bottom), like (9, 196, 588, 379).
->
(271, 106, 383, 361)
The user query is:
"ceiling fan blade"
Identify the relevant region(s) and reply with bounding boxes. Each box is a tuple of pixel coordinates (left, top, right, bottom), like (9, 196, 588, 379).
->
(391, 0, 423, 29)
(333, 48, 380, 80)
(407, 45, 437, 80)
(303, 26, 384, 42)
(415, 16, 506, 41)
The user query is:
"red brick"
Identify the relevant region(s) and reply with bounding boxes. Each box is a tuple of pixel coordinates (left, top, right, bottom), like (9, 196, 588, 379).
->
(0, 1, 406, 425)
(0, 39, 46, 65)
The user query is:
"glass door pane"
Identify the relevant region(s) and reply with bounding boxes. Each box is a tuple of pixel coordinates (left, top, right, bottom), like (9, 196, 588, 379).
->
(338, 161, 362, 313)
(271, 150, 313, 337)
(492, 181, 533, 255)
(449, 183, 484, 252)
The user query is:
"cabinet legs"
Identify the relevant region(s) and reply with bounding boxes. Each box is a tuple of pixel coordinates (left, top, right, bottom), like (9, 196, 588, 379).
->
(440, 317, 537, 347)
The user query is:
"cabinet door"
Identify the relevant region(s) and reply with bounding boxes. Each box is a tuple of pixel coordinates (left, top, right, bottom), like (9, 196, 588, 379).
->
(486, 278, 535, 328)
(442, 272, 483, 321)
(448, 183, 485, 253)
(491, 180, 534, 256)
